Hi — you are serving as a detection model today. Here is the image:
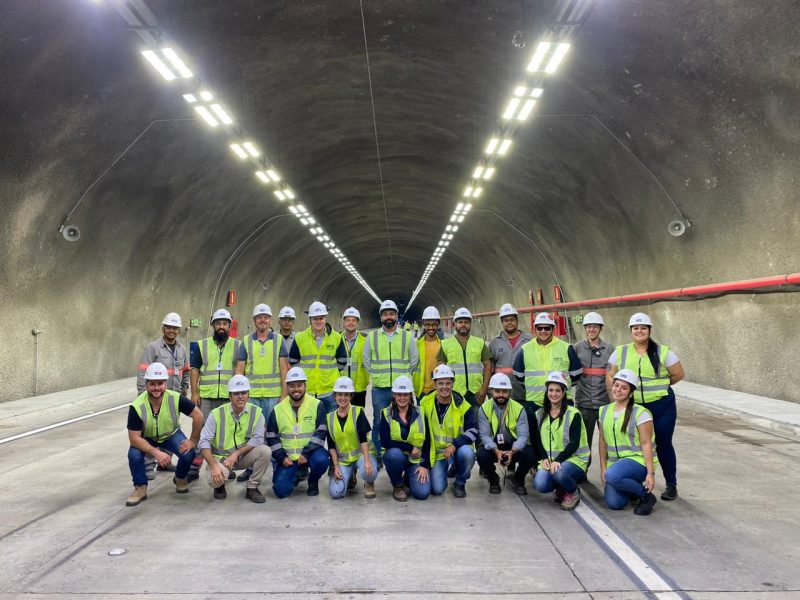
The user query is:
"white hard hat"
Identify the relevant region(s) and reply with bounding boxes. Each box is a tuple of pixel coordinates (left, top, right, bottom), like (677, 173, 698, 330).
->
(379, 299, 398, 313)
(488, 373, 512, 390)
(144, 362, 169, 381)
(432, 364, 456, 380)
(545, 371, 568, 388)
(629, 312, 653, 327)
(252, 303, 273, 317)
(613, 368, 639, 390)
(498, 303, 518, 318)
(308, 301, 328, 317)
(278, 306, 296, 319)
(583, 311, 604, 326)
(421, 306, 441, 320)
(391, 376, 414, 394)
(453, 307, 472, 320)
(333, 376, 355, 393)
(162, 312, 182, 328)
(286, 366, 307, 383)
(342, 307, 361, 320)
(210, 308, 232, 325)
(227, 374, 251, 393)
(534, 312, 556, 327)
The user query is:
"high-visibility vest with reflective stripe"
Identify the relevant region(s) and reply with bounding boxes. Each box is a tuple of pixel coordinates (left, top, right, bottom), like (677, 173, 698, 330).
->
(294, 328, 343, 396)
(342, 332, 370, 392)
(481, 398, 524, 442)
(209, 403, 262, 460)
(616, 344, 671, 404)
(131, 390, 181, 443)
(274, 395, 320, 460)
(198, 337, 242, 399)
(440, 335, 486, 395)
(599, 403, 658, 468)
(244, 334, 282, 398)
(327, 406, 373, 466)
(369, 329, 412, 388)
(522, 337, 572, 405)
(420, 392, 471, 462)
(413, 336, 441, 397)
(382, 406, 426, 464)
(535, 404, 589, 470)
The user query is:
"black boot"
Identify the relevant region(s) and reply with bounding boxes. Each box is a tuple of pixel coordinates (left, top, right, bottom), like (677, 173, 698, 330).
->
(661, 485, 678, 501)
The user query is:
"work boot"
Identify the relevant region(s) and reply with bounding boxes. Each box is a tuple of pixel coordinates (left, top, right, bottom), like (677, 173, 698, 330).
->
(227, 470, 236, 480)
(488, 481, 501, 494)
(447, 463, 457, 478)
(306, 481, 320, 496)
(393, 485, 408, 502)
(512, 477, 528, 496)
(213, 484, 227, 500)
(453, 483, 467, 498)
(554, 487, 566, 504)
(347, 470, 358, 490)
(125, 485, 148, 507)
(298, 465, 309, 481)
(634, 492, 657, 516)
(560, 489, 581, 511)
(661, 485, 678, 501)
(237, 468, 253, 482)
(173, 476, 188, 494)
(364, 481, 376, 499)
(187, 456, 202, 482)
(246, 487, 266, 504)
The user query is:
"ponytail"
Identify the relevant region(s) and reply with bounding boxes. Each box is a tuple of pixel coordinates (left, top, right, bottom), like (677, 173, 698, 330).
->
(646, 338, 661, 376)
(620, 385, 635, 431)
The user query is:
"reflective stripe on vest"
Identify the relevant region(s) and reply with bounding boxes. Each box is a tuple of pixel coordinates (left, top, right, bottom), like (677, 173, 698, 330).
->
(245, 335, 281, 397)
(617, 344, 671, 404)
(481, 398, 523, 441)
(198, 338, 241, 399)
(421, 393, 470, 462)
(294, 329, 342, 396)
(599, 403, 658, 468)
(522, 337, 571, 405)
(369, 329, 412, 388)
(327, 406, 370, 465)
(382, 407, 426, 464)
(440, 336, 486, 395)
(536, 404, 589, 469)
(210, 403, 261, 458)
(275, 396, 320, 460)
(343, 333, 370, 392)
(132, 390, 181, 443)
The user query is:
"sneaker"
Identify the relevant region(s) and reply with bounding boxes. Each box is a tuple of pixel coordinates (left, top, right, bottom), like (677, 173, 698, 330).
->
(186, 470, 199, 483)
(661, 485, 678, 501)
(213, 484, 227, 500)
(306, 481, 319, 496)
(246, 487, 266, 503)
(237, 468, 252, 482)
(393, 485, 408, 502)
(634, 492, 657, 516)
(560, 489, 581, 511)
(453, 483, 467, 498)
(227, 470, 236, 480)
(364, 481, 376, 499)
(173, 476, 188, 494)
(125, 485, 148, 506)
(348, 470, 358, 490)
(512, 479, 528, 496)
(488, 481, 501, 494)
(554, 487, 566, 503)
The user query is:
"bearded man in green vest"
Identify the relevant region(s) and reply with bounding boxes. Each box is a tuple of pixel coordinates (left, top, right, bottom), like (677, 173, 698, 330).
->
(436, 307, 492, 407)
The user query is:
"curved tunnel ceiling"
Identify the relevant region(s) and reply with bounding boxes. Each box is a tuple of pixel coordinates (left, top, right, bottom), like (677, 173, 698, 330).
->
(2, 0, 799, 400)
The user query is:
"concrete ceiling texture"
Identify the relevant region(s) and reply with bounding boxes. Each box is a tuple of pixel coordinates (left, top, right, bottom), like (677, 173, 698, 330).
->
(2, 0, 799, 402)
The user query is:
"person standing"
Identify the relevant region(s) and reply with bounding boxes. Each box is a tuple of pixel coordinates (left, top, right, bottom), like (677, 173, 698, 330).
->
(489, 304, 533, 403)
(340, 307, 370, 408)
(412, 306, 444, 399)
(437, 307, 492, 407)
(277, 306, 298, 355)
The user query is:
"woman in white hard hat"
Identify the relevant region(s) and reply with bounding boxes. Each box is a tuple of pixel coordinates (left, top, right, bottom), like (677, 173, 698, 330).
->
(532, 372, 589, 510)
(606, 313, 684, 501)
(380, 375, 431, 501)
(598, 369, 658, 516)
(327, 377, 378, 499)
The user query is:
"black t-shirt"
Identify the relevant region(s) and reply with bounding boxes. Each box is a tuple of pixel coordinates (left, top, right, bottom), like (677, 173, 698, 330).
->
(127, 395, 196, 431)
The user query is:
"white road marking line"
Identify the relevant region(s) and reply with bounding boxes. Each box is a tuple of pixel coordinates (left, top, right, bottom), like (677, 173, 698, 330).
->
(0, 404, 128, 444)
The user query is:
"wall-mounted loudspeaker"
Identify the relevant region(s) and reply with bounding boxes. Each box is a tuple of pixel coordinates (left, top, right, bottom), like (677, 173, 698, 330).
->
(668, 220, 690, 237)
(61, 225, 81, 242)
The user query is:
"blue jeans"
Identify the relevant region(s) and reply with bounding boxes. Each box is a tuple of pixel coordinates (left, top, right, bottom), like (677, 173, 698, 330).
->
(647, 392, 678, 486)
(533, 461, 585, 494)
(272, 447, 330, 498)
(431, 445, 475, 494)
(248, 396, 280, 421)
(328, 453, 379, 499)
(371, 387, 393, 456)
(315, 393, 336, 415)
(604, 458, 648, 509)
(383, 447, 431, 500)
(128, 430, 195, 486)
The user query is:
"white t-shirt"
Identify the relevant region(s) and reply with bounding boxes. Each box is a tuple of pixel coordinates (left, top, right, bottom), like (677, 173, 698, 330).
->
(608, 347, 679, 367)
(614, 407, 652, 427)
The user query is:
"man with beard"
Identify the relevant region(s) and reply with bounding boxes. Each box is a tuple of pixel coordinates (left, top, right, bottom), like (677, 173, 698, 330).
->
(340, 307, 369, 409)
(437, 307, 492, 408)
(189, 309, 242, 480)
(266, 367, 330, 498)
(476, 373, 536, 495)
(277, 306, 297, 356)
(488, 304, 532, 403)
(362, 299, 419, 462)
(412, 306, 444, 399)
(136, 312, 190, 479)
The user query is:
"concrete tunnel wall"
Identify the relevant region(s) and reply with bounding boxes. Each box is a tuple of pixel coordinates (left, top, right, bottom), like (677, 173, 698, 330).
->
(2, 0, 798, 403)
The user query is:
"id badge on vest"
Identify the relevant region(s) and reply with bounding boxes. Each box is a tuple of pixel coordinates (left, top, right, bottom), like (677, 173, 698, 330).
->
(293, 424, 300, 435)
(216, 362, 224, 371)
(496, 433, 505, 445)
(259, 345, 266, 357)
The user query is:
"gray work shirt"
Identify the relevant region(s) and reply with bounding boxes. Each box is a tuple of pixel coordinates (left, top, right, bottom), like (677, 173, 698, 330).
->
(137, 339, 190, 394)
(489, 331, 533, 402)
(280, 331, 296, 356)
(572, 339, 614, 409)
(478, 399, 529, 451)
(198, 404, 265, 451)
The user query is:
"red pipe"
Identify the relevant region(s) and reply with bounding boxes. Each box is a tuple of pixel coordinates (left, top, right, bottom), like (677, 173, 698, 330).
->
(468, 272, 800, 318)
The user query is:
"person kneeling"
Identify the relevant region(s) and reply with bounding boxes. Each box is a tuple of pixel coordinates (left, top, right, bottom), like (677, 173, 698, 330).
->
(327, 377, 378, 499)
(532, 372, 589, 511)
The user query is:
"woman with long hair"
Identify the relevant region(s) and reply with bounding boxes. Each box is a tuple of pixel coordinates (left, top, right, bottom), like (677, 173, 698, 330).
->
(598, 369, 658, 515)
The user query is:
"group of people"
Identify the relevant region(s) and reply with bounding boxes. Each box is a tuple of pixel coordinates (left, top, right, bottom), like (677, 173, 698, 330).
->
(127, 299, 684, 517)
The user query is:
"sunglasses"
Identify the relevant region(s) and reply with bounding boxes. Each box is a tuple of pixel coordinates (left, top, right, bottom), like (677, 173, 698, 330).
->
(535, 326, 553, 332)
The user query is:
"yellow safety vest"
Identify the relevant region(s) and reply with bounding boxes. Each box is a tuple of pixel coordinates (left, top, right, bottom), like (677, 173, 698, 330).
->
(198, 337, 242, 399)
(131, 390, 181, 443)
(381, 406, 426, 464)
(481, 398, 524, 442)
(535, 404, 589, 470)
(440, 336, 486, 395)
(294, 328, 342, 396)
(244, 334, 282, 398)
(521, 337, 571, 405)
(209, 403, 262, 460)
(274, 395, 320, 460)
(599, 403, 658, 468)
(327, 405, 372, 465)
(420, 391, 471, 463)
(616, 344, 671, 404)
(369, 329, 412, 388)
(342, 332, 370, 392)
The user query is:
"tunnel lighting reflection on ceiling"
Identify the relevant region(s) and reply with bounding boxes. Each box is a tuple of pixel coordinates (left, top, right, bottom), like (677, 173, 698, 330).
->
(472, 165, 495, 180)
(194, 106, 218, 127)
(141, 48, 193, 80)
(209, 104, 233, 125)
(230, 142, 260, 159)
(255, 171, 269, 183)
(199, 90, 213, 101)
(183, 93, 197, 103)
(526, 41, 571, 74)
(485, 138, 512, 156)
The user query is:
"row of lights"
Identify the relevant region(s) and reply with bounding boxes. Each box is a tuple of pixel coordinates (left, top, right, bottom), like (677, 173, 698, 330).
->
(407, 39, 571, 309)
(139, 46, 381, 304)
